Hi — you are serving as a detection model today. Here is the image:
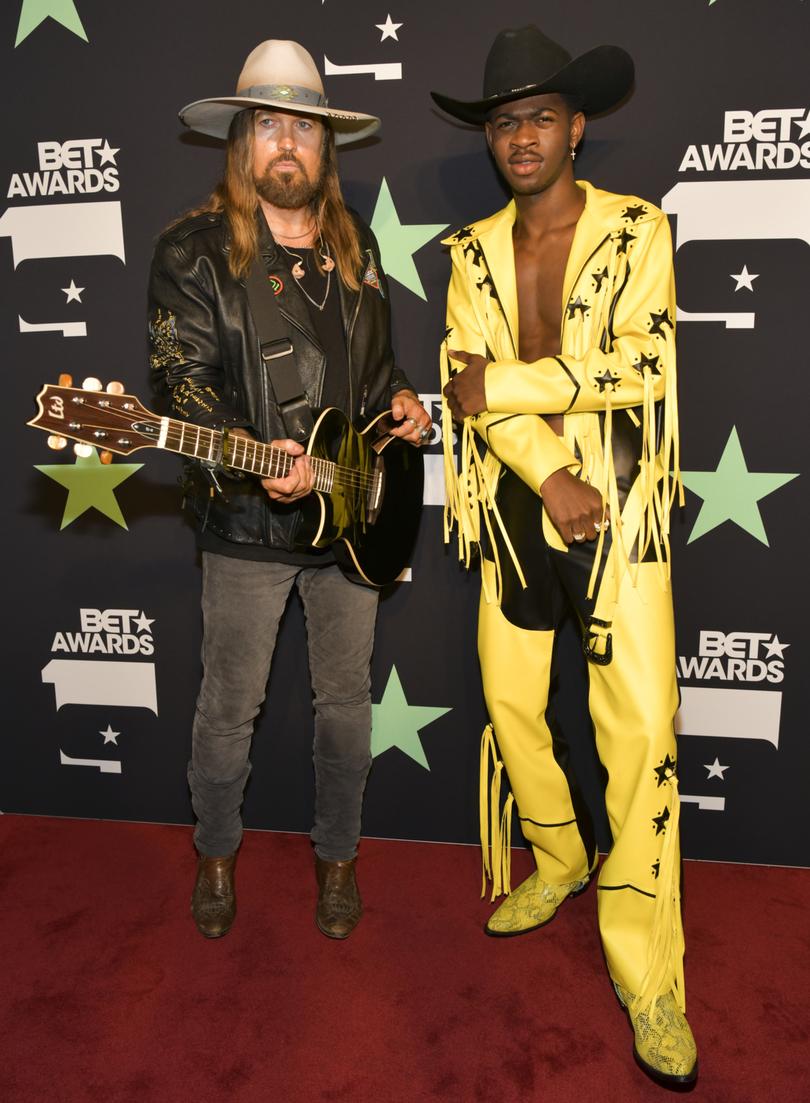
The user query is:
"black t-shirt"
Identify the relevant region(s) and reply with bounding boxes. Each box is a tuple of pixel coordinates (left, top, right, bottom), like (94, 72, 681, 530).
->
(199, 247, 349, 567)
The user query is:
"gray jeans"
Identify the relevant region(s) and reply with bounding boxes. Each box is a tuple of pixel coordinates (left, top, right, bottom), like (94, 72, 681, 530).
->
(189, 552, 379, 861)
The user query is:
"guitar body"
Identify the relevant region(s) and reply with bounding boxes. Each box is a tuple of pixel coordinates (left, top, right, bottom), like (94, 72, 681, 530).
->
(297, 408, 424, 586)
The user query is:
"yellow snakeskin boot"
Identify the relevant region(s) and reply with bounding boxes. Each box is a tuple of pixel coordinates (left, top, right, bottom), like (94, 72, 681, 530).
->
(485, 870, 589, 937)
(615, 984, 698, 1086)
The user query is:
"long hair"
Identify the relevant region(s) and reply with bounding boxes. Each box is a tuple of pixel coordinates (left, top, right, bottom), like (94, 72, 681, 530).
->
(186, 109, 362, 289)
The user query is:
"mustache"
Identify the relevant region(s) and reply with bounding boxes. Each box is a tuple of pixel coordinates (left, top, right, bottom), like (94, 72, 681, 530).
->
(266, 153, 306, 172)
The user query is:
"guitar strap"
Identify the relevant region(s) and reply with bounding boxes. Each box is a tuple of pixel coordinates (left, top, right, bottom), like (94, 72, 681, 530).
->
(245, 257, 315, 443)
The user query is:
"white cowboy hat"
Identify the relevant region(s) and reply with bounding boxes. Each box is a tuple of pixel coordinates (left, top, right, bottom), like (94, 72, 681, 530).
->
(179, 39, 380, 145)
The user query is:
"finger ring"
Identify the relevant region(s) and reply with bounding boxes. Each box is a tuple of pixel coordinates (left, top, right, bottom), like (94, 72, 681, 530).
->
(603, 519, 611, 530)
(418, 426, 431, 440)
(407, 416, 417, 426)
(594, 522, 601, 532)
(573, 532, 586, 542)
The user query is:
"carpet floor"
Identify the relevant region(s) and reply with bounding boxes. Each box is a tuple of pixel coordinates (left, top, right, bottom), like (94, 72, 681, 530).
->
(1, 816, 808, 1103)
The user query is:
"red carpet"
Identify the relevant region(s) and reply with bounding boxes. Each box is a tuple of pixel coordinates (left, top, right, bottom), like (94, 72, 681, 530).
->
(2, 816, 808, 1103)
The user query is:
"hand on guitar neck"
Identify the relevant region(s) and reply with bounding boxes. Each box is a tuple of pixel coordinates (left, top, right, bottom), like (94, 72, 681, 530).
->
(229, 429, 315, 503)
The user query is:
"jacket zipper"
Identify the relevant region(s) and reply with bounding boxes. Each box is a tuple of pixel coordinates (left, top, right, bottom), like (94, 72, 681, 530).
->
(346, 249, 369, 417)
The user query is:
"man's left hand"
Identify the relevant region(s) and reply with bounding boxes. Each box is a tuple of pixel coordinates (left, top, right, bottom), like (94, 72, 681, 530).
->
(443, 350, 489, 419)
(390, 389, 433, 446)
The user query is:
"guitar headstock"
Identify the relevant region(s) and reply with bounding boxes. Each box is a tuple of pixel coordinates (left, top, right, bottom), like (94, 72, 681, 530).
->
(29, 376, 159, 458)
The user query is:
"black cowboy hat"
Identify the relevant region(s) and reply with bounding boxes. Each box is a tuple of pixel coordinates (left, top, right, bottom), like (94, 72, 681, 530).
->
(430, 25, 634, 123)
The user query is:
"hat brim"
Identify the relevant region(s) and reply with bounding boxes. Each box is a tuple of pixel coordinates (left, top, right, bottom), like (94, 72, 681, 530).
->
(179, 96, 380, 145)
(431, 45, 634, 123)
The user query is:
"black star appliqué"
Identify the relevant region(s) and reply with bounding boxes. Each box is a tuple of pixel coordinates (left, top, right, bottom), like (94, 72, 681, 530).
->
(444, 326, 454, 342)
(651, 860, 660, 880)
(566, 295, 591, 320)
(594, 369, 621, 392)
(464, 238, 483, 262)
(616, 228, 635, 254)
(449, 225, 475, 243)
(477, 273, 499, 302)
(653, 754, 677, 787)
(652, 807, 670, 835)
(592, 267, 609, 292)
(634, 352, 661, 376)
(648, 308, 674, 336)
(623, 204, 647, 223)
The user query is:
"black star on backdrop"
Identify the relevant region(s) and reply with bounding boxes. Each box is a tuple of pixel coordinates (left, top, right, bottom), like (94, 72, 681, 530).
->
(634, 352, 661, 376)
(594, 369, 621, 392)
(450, 225, 475, 243)
(651, 860, 660, 879)
(653, 754, 677, 787)
(566, 295, 591, 320)
(592, 267, 609, 292)
(616, 228, 635, 254)
(623, 204, 647, 223)
(652, 807, 671, 835)
(648, 308, 674, 336)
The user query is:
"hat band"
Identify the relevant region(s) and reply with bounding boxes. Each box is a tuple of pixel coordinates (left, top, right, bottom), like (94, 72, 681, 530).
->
(237, 83, 328, 108)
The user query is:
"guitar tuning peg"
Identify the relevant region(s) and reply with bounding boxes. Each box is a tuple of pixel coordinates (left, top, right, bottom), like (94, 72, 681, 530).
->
(99, 450, 114, 465)
(73, 443, 93, 458)
(58, 373, 73, 387)
(82, 377, 102, 392)
(47, 435, 68, 450)
(106, 381, 125, 394)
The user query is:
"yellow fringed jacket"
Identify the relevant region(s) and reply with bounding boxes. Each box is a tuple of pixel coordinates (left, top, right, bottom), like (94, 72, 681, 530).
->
(440, 180, 682, 609)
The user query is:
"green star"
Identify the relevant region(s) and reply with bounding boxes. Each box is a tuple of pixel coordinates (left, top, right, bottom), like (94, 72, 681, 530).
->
(371, 666, 451, 770)
(681, 427, 798, 545)
(15, 0, 87, 45)
(36, 449, 142, 530)
(369, 178, 447, 300)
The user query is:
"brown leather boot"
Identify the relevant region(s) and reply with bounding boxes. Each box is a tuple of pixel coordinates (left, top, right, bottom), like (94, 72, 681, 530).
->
(315, 856, 363, 939)
(191, 852, 237, 938)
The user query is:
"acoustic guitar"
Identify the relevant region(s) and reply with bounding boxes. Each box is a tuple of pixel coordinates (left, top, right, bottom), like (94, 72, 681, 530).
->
(29, 382, 424, 587)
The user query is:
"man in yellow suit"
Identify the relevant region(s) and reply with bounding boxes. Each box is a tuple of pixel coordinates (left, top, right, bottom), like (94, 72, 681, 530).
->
(434, 25, 697, 1088)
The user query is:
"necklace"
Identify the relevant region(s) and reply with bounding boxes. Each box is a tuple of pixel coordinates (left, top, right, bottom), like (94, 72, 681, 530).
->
(268, 222, 316, 241)
(278, 236, 336, 312)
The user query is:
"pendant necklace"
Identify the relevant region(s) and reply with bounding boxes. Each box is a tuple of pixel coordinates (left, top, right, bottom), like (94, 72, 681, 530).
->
(278, 236, 336, 312)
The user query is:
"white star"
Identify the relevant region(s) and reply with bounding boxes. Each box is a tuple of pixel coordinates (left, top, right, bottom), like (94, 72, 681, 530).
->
(100, 724, 120, 745)
(62, 279, 84, 303)
(95, 140, 119, 166)
(763, 635, 789, 659)
(704, 758, 729, 780)
(376, 14, 403, 41)
(795, 112, 810, 140)
(132, 611, 155, 633)
(730, 265, 759, 292)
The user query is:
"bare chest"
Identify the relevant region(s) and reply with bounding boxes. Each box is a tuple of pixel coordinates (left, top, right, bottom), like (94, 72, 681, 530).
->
(514, 227, 576, 362)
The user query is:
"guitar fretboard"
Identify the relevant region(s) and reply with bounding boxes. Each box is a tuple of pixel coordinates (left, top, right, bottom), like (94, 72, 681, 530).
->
(161, 417, 338, 492)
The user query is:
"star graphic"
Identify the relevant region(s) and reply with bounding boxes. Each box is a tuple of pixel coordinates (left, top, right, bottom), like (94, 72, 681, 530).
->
(653, 753, 677, 787)
(704, 757, 729, 780)
(15, 0, 88, 46)
(376, 14, 403, 41)
(594, 369, 621, 393)
(449, 225, 476, 243)
(763, 635, 789, 659)
(794, 112, 810, 140)
(35, 448, 143, 530)
(651, 859, 660, 879)
(95, 140, 119, 166)
(623, 204, 647, 223)
(370, 178, 448, 300)
(444, 325, 454, 342)
(616, 228, 635, 254)
(592, 267, 609, 291)
(680, 427, 799, 545)
(132, 612, 154, 633)
(634, 352, 661, 376)
(652, 807, 670, 835)
(371, 666, 451, 770)
(566, 295, 591, 320)
(648, 308, 674, 336)
(100, 724, 120, 745)
(61, 279, 84, 303)
(730, 265, 759, 292)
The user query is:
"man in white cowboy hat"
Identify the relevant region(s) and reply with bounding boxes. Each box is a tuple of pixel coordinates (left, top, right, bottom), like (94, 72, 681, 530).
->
(148, 40, 430, 942)
(435, 25, 697, 1088)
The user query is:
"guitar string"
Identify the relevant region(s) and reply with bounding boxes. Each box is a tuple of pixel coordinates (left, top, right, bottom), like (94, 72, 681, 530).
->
(55, 405, 380, 491)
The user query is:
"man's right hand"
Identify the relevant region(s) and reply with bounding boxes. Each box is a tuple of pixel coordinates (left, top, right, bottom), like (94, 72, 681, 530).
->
(230, 429, 315, 503)
(539, 468, 609, 544)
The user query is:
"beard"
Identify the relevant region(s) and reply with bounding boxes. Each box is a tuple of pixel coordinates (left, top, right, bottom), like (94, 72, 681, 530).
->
(255, 152, 326, 210)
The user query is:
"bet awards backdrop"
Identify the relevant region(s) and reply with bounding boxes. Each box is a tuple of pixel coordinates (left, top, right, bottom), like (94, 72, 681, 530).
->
(2, 1, 807, 868)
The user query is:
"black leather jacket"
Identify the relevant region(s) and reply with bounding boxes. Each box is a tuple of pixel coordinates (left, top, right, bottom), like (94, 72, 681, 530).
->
(148, 210, 413, 550)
